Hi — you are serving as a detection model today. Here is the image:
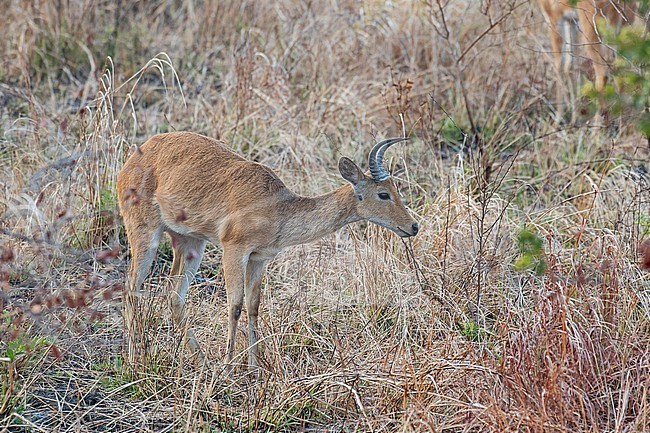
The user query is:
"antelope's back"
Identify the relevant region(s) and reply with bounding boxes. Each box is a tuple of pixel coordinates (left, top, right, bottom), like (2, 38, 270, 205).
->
(117, 131, 289, 224)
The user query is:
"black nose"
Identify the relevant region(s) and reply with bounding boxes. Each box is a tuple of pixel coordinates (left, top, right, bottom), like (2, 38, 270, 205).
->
(412, 223, 419, 235)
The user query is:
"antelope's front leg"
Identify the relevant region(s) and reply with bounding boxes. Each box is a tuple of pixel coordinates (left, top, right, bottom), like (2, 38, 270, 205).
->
(222, 247, 247, 372)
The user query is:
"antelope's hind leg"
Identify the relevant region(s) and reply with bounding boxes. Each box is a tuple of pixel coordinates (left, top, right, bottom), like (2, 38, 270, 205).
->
(121, 205, 164, 364)
(245, 258, 267, 372)
(168, 231, 207, 359)
(549, 15, 578, 123)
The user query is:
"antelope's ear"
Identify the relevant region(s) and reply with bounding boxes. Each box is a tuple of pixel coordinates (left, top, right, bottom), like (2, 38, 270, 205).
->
(338, 157, 365, 185)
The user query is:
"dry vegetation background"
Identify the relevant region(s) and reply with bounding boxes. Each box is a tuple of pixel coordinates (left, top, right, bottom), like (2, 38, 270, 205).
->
(1, 0, 650, 431)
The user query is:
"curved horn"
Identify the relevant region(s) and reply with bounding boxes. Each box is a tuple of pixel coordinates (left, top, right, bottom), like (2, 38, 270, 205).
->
(368, 137, 408, 182)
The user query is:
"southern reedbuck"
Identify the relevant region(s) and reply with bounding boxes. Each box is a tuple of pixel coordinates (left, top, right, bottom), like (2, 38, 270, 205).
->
(117, 132, 419, 371)
(536, 0, 637, 120)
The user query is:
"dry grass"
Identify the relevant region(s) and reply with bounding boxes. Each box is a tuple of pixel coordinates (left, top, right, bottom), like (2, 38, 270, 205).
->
(1, 0, 649, 431)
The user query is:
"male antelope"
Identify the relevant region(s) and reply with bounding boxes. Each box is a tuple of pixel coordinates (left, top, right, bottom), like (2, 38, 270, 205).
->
(117, 132, 419, 371)
(536, 0, 637, 120)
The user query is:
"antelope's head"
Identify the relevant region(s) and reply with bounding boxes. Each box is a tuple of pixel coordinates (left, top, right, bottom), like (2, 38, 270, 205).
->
(338, 138, 419, 238)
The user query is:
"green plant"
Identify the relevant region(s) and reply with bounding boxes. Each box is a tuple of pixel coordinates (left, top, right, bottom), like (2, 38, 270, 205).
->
(638, 214, 650, 236)
(514, 229, 547, 276)
(581, 6, 650, 135)
(1, 311, 48, 418)
(459, 319, 492, 343)
(438, 116, 467, 147)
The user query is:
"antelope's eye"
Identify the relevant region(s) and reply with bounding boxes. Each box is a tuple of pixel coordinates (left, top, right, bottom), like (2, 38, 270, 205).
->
(378, 192, 391, 200)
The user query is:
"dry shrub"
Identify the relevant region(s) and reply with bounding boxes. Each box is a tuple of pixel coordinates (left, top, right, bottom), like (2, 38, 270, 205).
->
(488, 252, 649, 431)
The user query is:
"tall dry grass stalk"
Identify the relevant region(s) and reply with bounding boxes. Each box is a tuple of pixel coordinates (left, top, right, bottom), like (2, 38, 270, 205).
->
(1, 0, 649, 431)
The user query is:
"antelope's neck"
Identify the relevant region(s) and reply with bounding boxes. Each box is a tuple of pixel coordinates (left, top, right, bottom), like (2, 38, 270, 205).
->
(278, 184, 360, 248)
